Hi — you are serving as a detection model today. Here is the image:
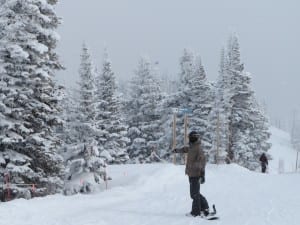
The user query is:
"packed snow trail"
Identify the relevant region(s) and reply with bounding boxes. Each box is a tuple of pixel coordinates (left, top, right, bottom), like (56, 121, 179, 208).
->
(1, 163, 300, 225)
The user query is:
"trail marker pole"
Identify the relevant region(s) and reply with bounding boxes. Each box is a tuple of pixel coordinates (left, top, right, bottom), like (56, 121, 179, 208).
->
(104, 165, 108, 190)
(172, 111, 177, 164)
(184, 114, 188, 164)
(4, 173, 10, 201)
(216, 112, 221, 164)
(172, 108, 192, 165)
(279, 159, 284, 174)
(296, 151, 299, 172)
(181, 108, 192, 165)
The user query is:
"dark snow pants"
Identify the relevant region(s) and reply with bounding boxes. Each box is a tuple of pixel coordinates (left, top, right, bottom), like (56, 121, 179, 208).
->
(189, 177, 209, 216)
(261, 163, 267, 173)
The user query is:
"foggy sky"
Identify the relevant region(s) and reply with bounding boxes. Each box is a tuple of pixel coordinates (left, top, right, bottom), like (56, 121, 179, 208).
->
(55, 0, 300, 130)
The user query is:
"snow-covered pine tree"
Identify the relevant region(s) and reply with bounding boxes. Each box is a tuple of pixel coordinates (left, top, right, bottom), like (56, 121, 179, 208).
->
(225, 34, 271, 170)
(94, 49, 129, 164)
(155, 50, 195, 161)
(78, 43, 96, 125)
(188, 56, 213, 151)
(126, 57, 163, 163)
(170, 49, 195, 150)
(156, 93, 177, 160)
(176, 50, 213, 147)
(226, 35, 251, 163)
(62, 45, 99, 146)
(0, 0, 64, 200)
(62, 45, 106, 195)
(159, 72, 178, 95)
(154, 51, 182, 162)
(159, 49, 213, 161)
(243, 97, 271, 169)
(207, 48, 230, 163)
(149, 62, 167, 162)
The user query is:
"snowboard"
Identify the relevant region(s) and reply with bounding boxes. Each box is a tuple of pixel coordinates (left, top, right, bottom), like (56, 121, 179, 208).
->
(185, 213, 219, 220)
(202, 215, 219, 220)
(185, 205, 219, 220)
(205, 205, 219, 220)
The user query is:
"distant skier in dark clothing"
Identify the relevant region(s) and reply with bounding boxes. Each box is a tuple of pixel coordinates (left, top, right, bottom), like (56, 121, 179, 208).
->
(259, 153, 268, 173)
(173, 131, 210, 217)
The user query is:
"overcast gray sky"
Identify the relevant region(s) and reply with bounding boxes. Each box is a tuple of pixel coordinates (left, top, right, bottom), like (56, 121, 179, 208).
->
(56, 0, 300, 129)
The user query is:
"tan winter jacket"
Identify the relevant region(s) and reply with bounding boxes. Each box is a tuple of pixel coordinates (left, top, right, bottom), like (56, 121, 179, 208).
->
(175, 141, 206, 177)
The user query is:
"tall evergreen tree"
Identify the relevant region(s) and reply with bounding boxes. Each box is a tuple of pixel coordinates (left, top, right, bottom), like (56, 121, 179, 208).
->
(179, 49, 194, 81)
(225, 35, 271, 169)
(94, 50, 129, 164)
(188, 56, 213, 150)
(126, 57, 163, 163)
(0, 0, 64, 199)
(170, 49, 196, 150)
(160, 49, 213, 161)
(175, 50, 213, 148)
(78, 43, 96, 126)
(243, 97, 271, 169)
(207, 48, 229, 163)
(226, 35, 251, 163)
(61, 45, 106, 195)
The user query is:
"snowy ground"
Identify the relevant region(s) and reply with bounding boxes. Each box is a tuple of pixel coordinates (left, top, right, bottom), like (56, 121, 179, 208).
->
(1, 127, 300, 225)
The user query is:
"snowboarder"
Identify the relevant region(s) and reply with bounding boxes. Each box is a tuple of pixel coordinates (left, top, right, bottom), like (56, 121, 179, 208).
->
(173, 131, 210, 217)
(259, 153, 268, 173)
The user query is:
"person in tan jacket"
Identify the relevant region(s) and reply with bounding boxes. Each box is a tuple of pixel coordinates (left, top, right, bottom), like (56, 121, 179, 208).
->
(173, 131, 210, 217)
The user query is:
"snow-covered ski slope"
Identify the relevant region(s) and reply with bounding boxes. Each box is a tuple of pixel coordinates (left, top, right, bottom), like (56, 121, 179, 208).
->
(268, 126, 299, 173)
(1, 127, 300, 225)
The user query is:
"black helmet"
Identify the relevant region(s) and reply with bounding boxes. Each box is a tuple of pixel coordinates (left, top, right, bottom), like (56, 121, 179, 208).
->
(189, 131, 199, 143)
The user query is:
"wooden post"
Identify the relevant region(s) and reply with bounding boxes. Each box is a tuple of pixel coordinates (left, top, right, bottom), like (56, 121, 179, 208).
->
(172, 113, 177, 164)
(296, 151, 299, 172)
(278, 158, 284, 174)
(227, 109, 234, 163)
(4, 173, 10, 201)
(291, 110, 299, 172)
(184, 114, 188, 145)
(216, 112, 220, 164)
(184, 114, 188, 164)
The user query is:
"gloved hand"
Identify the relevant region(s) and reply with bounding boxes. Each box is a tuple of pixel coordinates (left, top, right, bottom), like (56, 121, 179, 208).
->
(200, 170, 205, 184)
